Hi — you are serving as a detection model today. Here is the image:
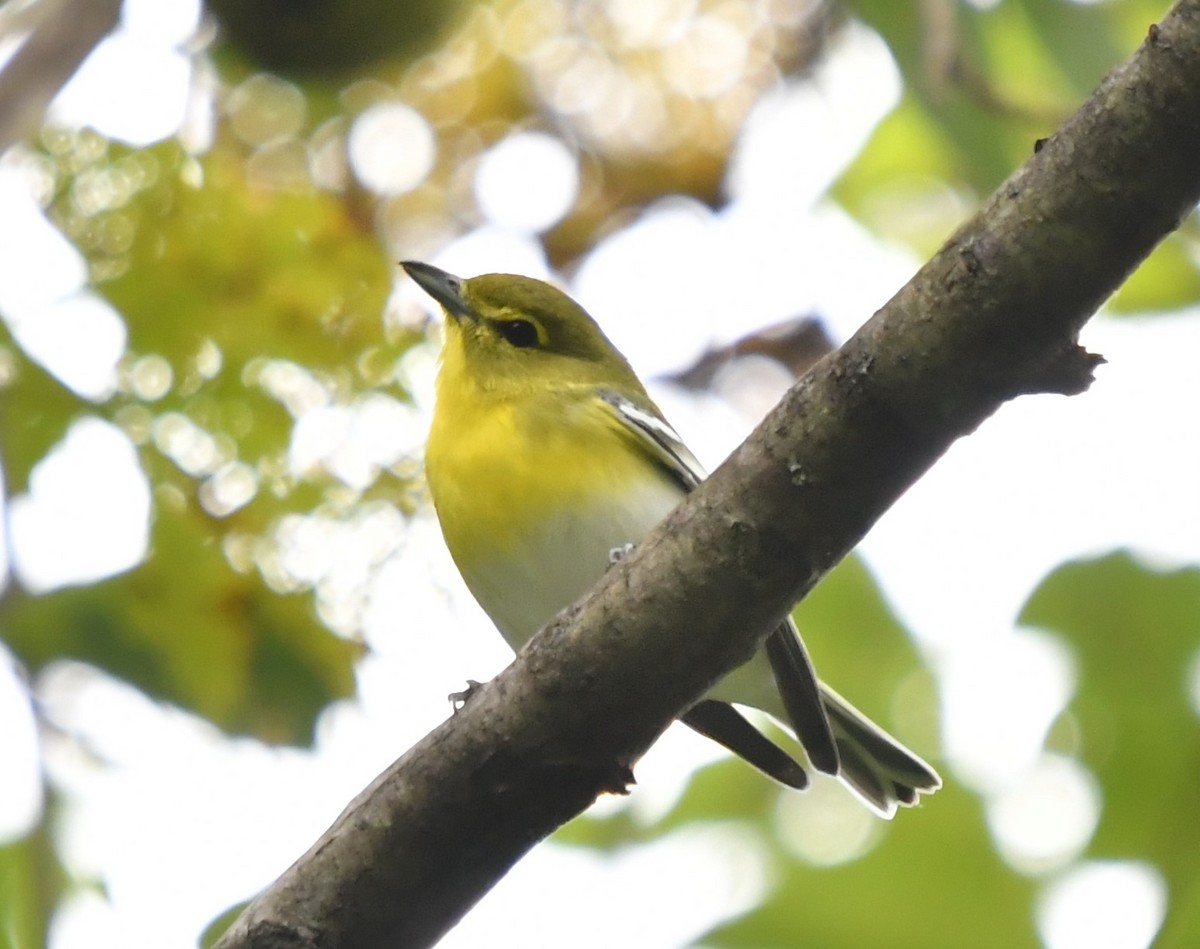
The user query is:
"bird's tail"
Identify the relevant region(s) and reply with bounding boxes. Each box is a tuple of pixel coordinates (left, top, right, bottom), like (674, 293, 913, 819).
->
(819, 682, 941, 819)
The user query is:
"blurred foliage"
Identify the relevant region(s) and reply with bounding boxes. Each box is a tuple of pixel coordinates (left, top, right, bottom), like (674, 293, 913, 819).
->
(200, 900, 250, 949)
(1022, 552, 1200, 945)
(837, 0, 1200, 311)
(1, 0, 1198, 947)
(0, 134, 403, 743)
(0, 797, 65, 949)
(707, 783, 1037, 949)
(206, 0, 463, 75)
(3, 508, 359, 743)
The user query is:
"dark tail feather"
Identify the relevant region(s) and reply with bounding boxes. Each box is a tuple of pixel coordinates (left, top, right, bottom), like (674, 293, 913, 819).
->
(764, 623, 838, 773)
(820, 683, 941, 819)
(683, 700, 808, 790)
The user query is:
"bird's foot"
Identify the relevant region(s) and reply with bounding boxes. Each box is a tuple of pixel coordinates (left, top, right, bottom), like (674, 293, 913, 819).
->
(608, 542, 636, 565)
(448, 679, 483, 712)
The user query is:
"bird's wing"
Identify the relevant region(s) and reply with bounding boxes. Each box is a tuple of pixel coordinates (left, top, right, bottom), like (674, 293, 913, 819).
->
(598, 387, 838, 776)
(597, 389, 705, 491)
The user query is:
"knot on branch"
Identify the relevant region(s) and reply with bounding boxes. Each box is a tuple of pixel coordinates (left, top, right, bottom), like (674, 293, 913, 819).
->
(1018, 343, 1107, 396)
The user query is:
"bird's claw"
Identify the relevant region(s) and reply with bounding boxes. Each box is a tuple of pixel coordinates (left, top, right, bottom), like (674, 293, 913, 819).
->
(608, 542, 635, 565)
(449, 679, 483, 711)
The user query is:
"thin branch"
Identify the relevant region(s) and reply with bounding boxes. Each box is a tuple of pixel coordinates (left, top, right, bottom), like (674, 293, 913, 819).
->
(216, 3, 1200, 947)
(0, 0, 122, 152)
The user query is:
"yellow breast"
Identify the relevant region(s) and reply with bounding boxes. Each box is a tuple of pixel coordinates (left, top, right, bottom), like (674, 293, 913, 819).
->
(425, 380, 682, 648)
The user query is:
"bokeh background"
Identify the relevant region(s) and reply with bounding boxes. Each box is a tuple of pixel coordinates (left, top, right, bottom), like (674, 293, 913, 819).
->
(1, 0, 1199, 946)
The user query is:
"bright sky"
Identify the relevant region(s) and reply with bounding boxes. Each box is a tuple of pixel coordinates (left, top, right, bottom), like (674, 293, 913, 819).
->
(0, 4, 1194, 948)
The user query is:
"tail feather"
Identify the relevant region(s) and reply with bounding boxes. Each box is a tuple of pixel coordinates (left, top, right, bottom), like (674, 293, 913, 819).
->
(764, 624, 837, 773)
(683, 700, 809, 790)
(704, 621, 940, 818)
(820, 683, 941, 819)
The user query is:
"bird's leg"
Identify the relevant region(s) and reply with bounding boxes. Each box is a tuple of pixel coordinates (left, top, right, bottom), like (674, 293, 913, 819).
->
(608, 542, 636, 565)
(448, 679, 483, 712)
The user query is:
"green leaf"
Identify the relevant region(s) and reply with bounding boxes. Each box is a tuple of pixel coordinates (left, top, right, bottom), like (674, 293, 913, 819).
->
(92, 141, 394, 375)
(1020, 552, 1200, 944)
(1109, 224, 1200, 314)
(0, 811, 65, 949)
(794, 555, 939, 750)
(206, 0, 460, 75)
(843, 0, 1070, 189)
(1013, 0, 1143, 98)
(706, 783, 1036, 948)
(837, 0, 1180, 267)
(832, 93, 971, 257)
(0, 136, 417, 741)
(1, 504, 360, 745)
(0, 343, 91, 496)
(200, 899, 250, 949)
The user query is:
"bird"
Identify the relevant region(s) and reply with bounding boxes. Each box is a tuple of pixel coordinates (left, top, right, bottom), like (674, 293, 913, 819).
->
(406, 260, 940, 817)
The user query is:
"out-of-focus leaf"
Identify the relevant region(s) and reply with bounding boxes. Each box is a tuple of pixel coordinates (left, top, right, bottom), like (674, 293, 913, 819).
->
(207, 0, 460, 75)
(2, 501, 361, 744)
(1020, 553, 1200, 853)
(0, 344, 89, 496)
(200, 899, 250, 949)
(554, 754, 779, 854)
(832, 89, 969, 249)
(1013, 0, 1143, 98)
(844, 0, 1071, 194)
(8, 134, 408, 510)
(0, 811, 65, 949)
(92, 141, 393, 376)
(960, 1, 1093, 107)
(838, 0, 1188, 293)
(0, 137, 403, 741)
(1109, 222, 1200, 314)
(795, 555, 939, 751)
(706, 783, 1036, 948)
(857, 0, 1157, 130)
(1019, 552, 1200, 944)
(551, 802, 646, 853)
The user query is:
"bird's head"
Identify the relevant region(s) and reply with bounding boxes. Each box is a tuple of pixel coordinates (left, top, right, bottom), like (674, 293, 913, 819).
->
(402, 261, 644, 396)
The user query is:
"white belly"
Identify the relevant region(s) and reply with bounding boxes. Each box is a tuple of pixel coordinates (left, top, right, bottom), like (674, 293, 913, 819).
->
(450, 474, 786, 722)
(457, 478, 682, 651)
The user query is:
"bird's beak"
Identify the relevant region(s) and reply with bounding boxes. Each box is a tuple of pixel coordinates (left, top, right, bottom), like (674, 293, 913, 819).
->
(402, 261, 475, 323)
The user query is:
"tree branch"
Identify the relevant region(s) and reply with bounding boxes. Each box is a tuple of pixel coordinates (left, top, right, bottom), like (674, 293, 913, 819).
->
(0, 0, 122, 152)
(216, 3, 1200, 947)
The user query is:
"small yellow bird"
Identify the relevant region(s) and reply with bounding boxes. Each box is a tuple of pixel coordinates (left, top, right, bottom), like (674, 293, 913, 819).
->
(407, 260, 940, 817)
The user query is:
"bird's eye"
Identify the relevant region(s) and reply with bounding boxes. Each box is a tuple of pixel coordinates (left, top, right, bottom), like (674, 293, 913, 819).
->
(495, 319, 540, 349)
